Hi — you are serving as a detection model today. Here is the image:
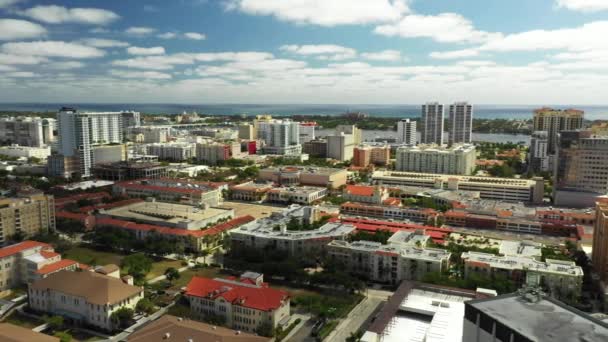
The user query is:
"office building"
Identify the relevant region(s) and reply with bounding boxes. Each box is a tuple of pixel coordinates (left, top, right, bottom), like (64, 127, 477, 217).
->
(0, 193, 55, 243)
(448, 102, 473, 145)
(396, 118, 417, 145)
(0, 241, 82, 292)
(421, 102, 444, 145)
(29, 270, 143, 331)
(146, 142, 196, 161)
(353, 144, 391, 167)
(92, 161, 168, 181)
(196, 141, 240, 165)
(256, 118, 301, 155)
(128, 315, 270, 342)
(463, 291, 608, 342)
(396, 144, 476, 175)
(533, 107, 584, 153)
(554, 131, 608, 207)
(186, 273, 289, 334)
(0, 116, 55, 147)
(327, 231, 451, 284)
(299, 122, 317, 143)
(336, 125, 362, 144)
(373, 171, 545, 204)
(57, 108, 127, 178)
(327, 133, 355, 161)
(529, 131, 550, 172)
(302, 139, 328, 158)
(258, 166, 348, 188)
(593, 196, 608, 283)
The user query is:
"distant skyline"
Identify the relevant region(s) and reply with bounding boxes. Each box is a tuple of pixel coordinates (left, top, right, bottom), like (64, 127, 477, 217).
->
(1, 0, 608, 104)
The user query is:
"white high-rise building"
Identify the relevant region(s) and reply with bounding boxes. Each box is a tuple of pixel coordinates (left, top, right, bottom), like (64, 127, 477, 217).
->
(395, 144, 477, 175)
(327, 133, 355, 161)
(121, 111, 141, 134)
(299, 122, 316, 143)
(257, 119, 302, 155)
(421, 103, 444, 145)
(397, 119, 417, 145)
(448, 102, 473, 145)
(0, 117, 56, 147)
(57, 107, 127, 178)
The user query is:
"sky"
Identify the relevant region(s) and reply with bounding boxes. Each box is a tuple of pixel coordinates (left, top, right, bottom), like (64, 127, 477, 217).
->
(1, 0, 608, 104)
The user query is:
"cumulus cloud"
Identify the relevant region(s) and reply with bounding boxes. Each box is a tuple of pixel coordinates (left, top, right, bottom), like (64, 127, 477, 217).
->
(109, 69, 172, 79)
(2, 41, 105, 58)
(81, 38, 130, 48)
(125, 27, 156, 35)
(0, 19, 47, 41)
(226, 0, 409, 26)
(7, 71, 36, 78)
(280, 44, 357, 60)
(556, 0, 608, 12)
(112, 51, 274, 70)
(375, 13, 500, 43)
(184, 32, 206, 40)
(430, 49, 480, 59)
(0, 0, 22, 8)
(47, 61, 85, 70)
(0, 53, 47, 64)
(157, 32, 177, 39)
(127, 46, 166, 56)
(0, 64, 16, 71)
(21, 5, 120, 25)
(361, 50, 402, 61)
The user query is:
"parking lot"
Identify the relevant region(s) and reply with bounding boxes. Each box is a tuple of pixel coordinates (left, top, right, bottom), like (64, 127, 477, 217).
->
(220, 200, 286, 219)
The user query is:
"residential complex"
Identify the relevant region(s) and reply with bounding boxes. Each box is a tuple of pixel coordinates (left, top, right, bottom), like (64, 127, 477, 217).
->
(29, 269, 144, 331)
(256, 118, 301, 155)
(353, 144, 391, 167)
(196, 141, 241, 165)
(0, 116, 55, 147)
(395, 144, 476, 175)
(336, 124, 362, 145)
(593, 196, 608, 283)
(112, 178, 221, 207)
(533, 107, 584, 153)
(0, 193, 55, 243)
(327, 231, 451, 284)
(448, 102, 473, 145)
(0, 145, 51, 160)
(420, 102, 444, 145)
(327, 133, 355, 161)
(340, 202, 439, 224)
(146, 142, 196, 161)
(258, 166, 348, 188)
(299, 121, 316, 143)
(397, 118, 417, 145)
(186, 273, 290, 333)
(529, 130, 550, 172)
(372, 171, 545, 204)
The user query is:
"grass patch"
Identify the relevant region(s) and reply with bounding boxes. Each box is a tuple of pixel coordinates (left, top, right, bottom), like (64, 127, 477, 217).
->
(317, 320, 339, 340)
(63, 246, 124, 267)
(5, 311, 44, 329)
(168, 267, 223, 289)
(291, 292, 363, 319)
(146, 259, 184, 280)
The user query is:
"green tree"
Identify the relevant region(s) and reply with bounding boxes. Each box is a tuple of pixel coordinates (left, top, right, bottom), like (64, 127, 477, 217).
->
(110, 307, 134, 329)
(44, 315, 64, 330)
(54, 331, 72, 342)
(135, 298, 155, 315)
(164, 267, 180, 282)
(121, 253, 152, 283)
(256, 322, 275, 337)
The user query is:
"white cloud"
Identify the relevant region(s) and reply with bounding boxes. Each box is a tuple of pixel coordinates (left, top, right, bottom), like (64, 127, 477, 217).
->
(127, 46, 166, 56)
(125, 27, 156, 35)
(7, 71, 36, 78)
(184, 32, 206, 40)
(556, 0, 608, 12)
(109, 69, 172, 79)
(112, 51, 274, 70)
(0, 64, 17, 71)
(0, 19, 47, 41)
(375, 13, 500, 43)
(2, 41, 105, 58)
(81, 38, 130, 48)
(157, 32, 177, 39)
(280, 44, 357, 60)
(226, 0, 409, 26)
(21, 5, 120, 25)
(0, 53, 47, 64)
(47, 61, 85, 70)
(0, 0, 22, 8)
(430, 49, 480, 59)
(361, 50, 402, 61)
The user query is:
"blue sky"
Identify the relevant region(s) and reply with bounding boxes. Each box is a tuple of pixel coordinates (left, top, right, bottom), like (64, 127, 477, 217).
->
(1, 0, 608, 104)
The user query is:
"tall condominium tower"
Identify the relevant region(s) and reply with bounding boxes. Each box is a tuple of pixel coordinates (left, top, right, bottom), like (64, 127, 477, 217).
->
(448, 102, 473, 145)
(397, 119, 416, 145)
(593, 196, 608, 284)
(533, 107, 584, 154)
(420, 103, 444, 145)
(256, 119, 301, 155)
(57, 107, 127, 177)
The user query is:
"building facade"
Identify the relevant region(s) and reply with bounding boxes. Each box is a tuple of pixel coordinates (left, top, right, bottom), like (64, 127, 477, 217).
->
(420, 102, 444, 145)
(593, 197, 608, 283)
(533, 107, 584, 154)
(327, 133, 355, 161)
(395, 144, 476, 175)
(0, 116, 55, 147)
(529, 131, 549, 172)
(256, 119, 301, 155)
(448, 102, 473, 145)
(146, 143, 196, 162)
(396, 119, 417, 145)
(353, 144, 391, 167)
(0, 193, 55, 243)
(196, 142, 240, 165)
(0, 145, 51, 160)
(258, 166, 348, 188)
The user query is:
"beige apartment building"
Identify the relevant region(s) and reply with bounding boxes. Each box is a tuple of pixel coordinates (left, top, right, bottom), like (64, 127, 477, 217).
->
(593, 196, 608, 283)
(533, 107, 584, 153)
(258, 166, 348, 189)
(395, 144, 477, 175)
(0, 193, 55, 243)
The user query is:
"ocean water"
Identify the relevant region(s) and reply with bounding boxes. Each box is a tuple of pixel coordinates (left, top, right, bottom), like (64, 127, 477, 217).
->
(1, 103, 608, 120)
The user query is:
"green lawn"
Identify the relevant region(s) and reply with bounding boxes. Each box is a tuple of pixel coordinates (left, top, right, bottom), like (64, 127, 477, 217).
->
(62, 246, 125, 267)
(290, 291, 363, 318)
(5, 311, 44, 329)
(169, 267, 223, 289)
(318, 320, 339, 340)
(146, 259, 185, 280)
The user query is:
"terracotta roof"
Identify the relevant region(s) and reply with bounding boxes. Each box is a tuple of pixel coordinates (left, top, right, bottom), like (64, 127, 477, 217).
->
(186, 276, 288, 312)
(97, 264, 120, 275)
(345, 185, 375, 196)
(30, 270, 142, 305)
(79, 198, 144, 213)
(0, 323, 59, 342)
(54, 192, 110, 206)
(127, 315, 269, 342)
(36, 259, 79, 275)
(56, 211, 90, 220)
(40, 251, 60, 259)
(116, 182, 202, 195)
(0, 241, 50, 259)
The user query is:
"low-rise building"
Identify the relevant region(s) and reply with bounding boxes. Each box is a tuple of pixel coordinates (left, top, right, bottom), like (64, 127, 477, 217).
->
(373, 171, 545, 204)
(146, 142, 196, 161)
(396, 144, 477, 175)
(28, 270, 143, 331)
(267, 186, 328, 204)
(0, 323, 60, 342)
(302, 139, 328, 158)
(0, 193, 55, 243)
(186, 273, 290, 334)
(0, 241, 82, 293)
(229, 182, 274, 202)
(461, 251, 583, 299)
(113, 178, 221, 207)
(92, 161, 168, 181)
(340, 202, 439, 224)
(343, 185, 389, 204)
(258, 166, 347, 189)
(327, 231, 451, 284)
(0, 145, 51, 160)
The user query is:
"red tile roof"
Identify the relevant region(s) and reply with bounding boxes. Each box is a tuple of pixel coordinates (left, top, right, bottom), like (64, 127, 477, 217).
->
(115, 182, 202, 195)
(78, 198, 144, 213)
(332, 217, 452, 244)
(56, 211, 90, 220)
(0, 241, 51, 259)
(54, 192, 110, 207)
(186, 276, 288, 312)
(37, 259, 79, 275)
(40, 251, 60, 259)
(345, 185, 375, 196)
